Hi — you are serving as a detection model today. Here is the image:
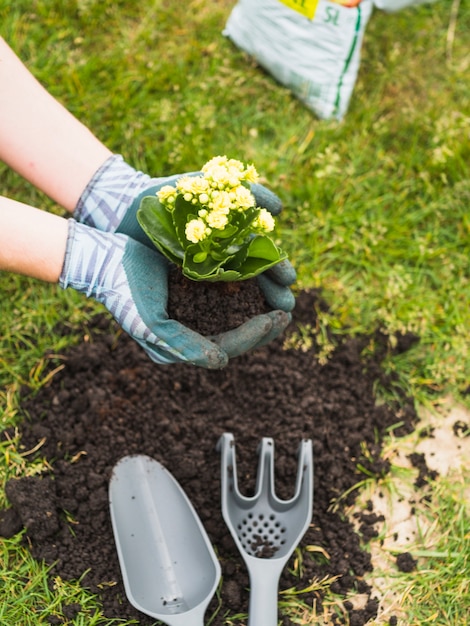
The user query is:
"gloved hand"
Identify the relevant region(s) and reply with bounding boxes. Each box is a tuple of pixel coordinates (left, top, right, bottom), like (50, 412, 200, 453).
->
(59, 220, 290, 368)
(74, 155, 296, 312)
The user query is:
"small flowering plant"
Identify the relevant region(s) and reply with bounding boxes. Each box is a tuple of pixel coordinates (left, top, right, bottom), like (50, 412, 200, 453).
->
(137, 156, 287, 282)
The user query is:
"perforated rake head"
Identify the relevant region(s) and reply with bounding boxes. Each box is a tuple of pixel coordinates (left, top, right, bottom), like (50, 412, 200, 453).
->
(216, 432, 313, 626)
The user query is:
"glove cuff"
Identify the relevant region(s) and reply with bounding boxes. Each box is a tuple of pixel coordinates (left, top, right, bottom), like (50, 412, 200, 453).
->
(74, 154, 155, 231)
(59, 219, 127, 297)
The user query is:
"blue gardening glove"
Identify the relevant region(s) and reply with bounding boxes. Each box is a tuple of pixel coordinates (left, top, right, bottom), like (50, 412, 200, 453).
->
(59, 220, 290, 368)
(74, 155, 296, 358)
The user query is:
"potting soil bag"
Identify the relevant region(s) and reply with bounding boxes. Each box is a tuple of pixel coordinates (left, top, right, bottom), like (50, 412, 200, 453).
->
(223, 0, 374, 120)
(373, 0, 437, 11)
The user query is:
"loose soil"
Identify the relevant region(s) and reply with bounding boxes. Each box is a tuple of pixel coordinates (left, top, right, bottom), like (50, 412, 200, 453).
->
(1, 289, 422, 625)
(167, 268, 271, 335)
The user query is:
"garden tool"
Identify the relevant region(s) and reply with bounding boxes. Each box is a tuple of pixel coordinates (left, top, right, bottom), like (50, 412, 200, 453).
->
(217, 432, 313, 626)
(109, 455, 221, 626)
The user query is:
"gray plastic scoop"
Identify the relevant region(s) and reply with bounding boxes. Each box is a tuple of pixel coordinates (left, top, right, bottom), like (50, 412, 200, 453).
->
(109, 455, 221, 626)
(217, 433, 313, 626)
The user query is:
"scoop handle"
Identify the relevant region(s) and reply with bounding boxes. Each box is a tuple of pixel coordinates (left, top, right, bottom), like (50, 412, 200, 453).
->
(248, 584, 277, 626)
(247, 558, 283, 626)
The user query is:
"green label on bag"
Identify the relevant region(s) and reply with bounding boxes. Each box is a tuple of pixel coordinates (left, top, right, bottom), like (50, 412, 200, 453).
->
(278, 0, 320, 19)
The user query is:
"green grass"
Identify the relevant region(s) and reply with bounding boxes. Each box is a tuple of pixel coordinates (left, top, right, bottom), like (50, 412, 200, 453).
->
(412, 487, 469, 624)
(1, 0, 469, 623)
(362, 467, 470, 626)
(394, 474, 470, 625)
(0, 533, 126, 625)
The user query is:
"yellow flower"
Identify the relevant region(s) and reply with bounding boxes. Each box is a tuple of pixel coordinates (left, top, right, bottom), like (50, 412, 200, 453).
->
(202, 155, 229, 171)
(233, 185, 255, 210)
(206, 210, 229, 230)
(226, 157, 244, 170)
(185, 218, 211, 243)
(204, 165, 233, 189)
(243, 164, 259, 183)
(226, 167, 244, 187)
(176, 175, 210, 200)
(190, 176, 211, 195)
(156, 185, 177, 206)
(254, 208, 275, 232)
(210, 190, 232, 213)
(202, 158, 243, 189)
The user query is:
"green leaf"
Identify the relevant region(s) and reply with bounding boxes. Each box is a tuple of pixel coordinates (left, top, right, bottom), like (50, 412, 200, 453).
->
(212, 224, 238, 239)
(137, 197, 184, 264)
(193, 251, 208, 263)
(183, 266, 242, 282)
(223, 243, 249, 271)
(233, 236, 287, 279)
(246, 235, 285, 261)
(236, 256, 281, 279)
(210, 250, 228, 261)
(183, 244, 227, 279)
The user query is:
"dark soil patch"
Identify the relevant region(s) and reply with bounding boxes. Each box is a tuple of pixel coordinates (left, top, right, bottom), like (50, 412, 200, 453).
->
(167, 267, 270, 334)
(1, 289, 420, 625)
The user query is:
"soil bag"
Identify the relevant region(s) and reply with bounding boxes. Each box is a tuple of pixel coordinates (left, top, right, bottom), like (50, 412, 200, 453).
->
(223, 0, 374, 120)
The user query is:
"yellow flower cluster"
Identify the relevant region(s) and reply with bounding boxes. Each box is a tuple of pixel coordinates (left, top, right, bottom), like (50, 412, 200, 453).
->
(253, 208, 275, 233)
(156, 156, 273, 245)
(201, 155, 259, 188)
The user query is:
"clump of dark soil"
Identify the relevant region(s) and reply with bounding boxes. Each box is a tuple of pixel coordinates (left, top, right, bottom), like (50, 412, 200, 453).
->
(396, 552, 418, 573)
(408, 452, 439, 489)
(1, 290, 420, 625)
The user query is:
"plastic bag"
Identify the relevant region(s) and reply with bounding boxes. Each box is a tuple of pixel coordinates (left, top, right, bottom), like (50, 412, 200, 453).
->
(223, 0, 374, 120)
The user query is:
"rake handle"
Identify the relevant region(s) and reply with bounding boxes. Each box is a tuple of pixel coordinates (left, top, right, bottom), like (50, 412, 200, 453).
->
(247, 560, 283, 626)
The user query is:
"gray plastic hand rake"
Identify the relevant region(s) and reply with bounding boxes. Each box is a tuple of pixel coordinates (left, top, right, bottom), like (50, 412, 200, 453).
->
(217, 433, 313, 626)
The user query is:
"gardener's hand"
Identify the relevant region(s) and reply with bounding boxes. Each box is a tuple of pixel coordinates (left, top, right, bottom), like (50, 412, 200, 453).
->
(59, 220, 291, 368)
(74, 154, 297, 312)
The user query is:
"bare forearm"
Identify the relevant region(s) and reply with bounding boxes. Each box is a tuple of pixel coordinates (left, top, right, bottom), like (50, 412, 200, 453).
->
(0, 37, 112, 212)
(0, 196, 68, 282)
